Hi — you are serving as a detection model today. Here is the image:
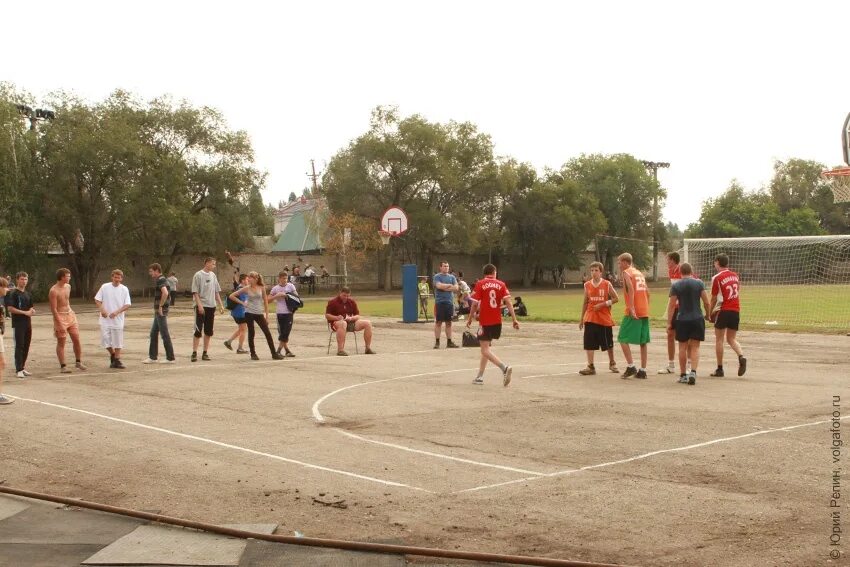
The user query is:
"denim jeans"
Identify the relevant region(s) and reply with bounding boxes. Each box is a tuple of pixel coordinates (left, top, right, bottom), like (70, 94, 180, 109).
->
(149, 309, 175, 361)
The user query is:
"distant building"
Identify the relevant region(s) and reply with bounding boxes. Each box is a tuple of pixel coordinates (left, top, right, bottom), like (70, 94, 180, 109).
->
(272, 196, 326, 253)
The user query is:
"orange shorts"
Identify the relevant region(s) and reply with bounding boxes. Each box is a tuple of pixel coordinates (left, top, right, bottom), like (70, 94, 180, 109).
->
(54, 310, 80, 339)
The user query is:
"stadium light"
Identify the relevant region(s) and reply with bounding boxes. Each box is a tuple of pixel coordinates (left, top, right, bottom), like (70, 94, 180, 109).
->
(641, 160, 670, 281)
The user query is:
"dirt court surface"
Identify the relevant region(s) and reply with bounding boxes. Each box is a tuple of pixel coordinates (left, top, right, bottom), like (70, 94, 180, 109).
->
(0, 305, 844, 566)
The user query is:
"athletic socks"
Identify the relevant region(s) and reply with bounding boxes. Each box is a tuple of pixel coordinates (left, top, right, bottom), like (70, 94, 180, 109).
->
(498, 362, 507, 372)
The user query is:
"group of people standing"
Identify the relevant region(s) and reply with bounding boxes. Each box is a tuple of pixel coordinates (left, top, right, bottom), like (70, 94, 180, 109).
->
(0, 257, 306, 405)
(578, 251, 747, 385)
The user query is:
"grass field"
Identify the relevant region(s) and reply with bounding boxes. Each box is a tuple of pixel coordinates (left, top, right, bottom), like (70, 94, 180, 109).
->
(300, 284, 850, 333)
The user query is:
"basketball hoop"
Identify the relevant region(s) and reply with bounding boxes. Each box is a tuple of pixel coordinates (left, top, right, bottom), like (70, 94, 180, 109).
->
(379, 230, 392, 246)
(823, 166, 850, 203)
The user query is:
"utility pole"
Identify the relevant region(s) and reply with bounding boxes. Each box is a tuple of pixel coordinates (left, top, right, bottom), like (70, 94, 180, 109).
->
(640, 160, 670, 281)
(306, 159, 320, 196)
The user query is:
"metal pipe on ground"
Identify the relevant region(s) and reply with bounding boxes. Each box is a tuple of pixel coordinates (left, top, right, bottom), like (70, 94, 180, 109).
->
(0, 485, 633, 567)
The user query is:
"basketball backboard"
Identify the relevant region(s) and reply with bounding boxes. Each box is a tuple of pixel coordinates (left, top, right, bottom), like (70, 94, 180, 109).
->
(380, 206, 409, 236)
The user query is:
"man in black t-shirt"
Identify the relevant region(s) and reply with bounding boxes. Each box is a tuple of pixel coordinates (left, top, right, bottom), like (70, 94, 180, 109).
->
(142, 263, 175, 364)
(7, 272, 34, 378)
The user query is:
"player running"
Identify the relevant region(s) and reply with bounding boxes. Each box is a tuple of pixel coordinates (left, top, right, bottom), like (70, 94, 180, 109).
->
(466, 264, 519, 386)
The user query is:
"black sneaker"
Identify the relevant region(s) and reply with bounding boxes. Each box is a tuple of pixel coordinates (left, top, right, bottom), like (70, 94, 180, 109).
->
(113, 359, 126, 369)
(621, 366, 637, 379)
(710, 367, 724, 377)
(635, 369, 647, 379)
(272, 352, 285, 360)
(223, 340, 233, 351)
(191, 352, 198, 362)
(738, 356, 747, 377)
(433, 342, 440, 350)
(201, 352, 211, 361)
(285, 351, 295, 358)
(250, 353, 260, 360)
(446, 341, 459, 349)
(688, 372, 696, 385)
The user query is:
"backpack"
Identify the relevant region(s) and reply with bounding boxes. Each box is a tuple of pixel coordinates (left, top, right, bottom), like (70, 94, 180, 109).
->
(462, 330, 480, 347)
(224, 295, 237, 310)
(285, 292, 303, 312)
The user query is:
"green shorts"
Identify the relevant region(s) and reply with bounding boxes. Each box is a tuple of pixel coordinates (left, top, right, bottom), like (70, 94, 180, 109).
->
(618, 316, 651, 345)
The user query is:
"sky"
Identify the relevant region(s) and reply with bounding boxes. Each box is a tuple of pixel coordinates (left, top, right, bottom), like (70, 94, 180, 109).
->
(3, 0, 849, 229)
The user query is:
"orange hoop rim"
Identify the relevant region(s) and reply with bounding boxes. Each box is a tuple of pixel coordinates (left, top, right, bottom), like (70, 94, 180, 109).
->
(823, 166, 850, 177)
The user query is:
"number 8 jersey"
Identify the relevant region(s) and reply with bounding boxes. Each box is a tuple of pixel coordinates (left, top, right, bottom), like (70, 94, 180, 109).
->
(711, 268, 740, 312)
(471, 276, 510, 326)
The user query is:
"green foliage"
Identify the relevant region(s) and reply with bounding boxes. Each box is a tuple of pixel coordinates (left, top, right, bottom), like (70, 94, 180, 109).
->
(559, 154, 664, 270)
(686, 181, 824, 238)
(0, 86, 266, 296)
(770, 158, 850, 234)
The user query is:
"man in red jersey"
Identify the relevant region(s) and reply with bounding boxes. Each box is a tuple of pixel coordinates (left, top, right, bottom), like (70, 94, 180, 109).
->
(466, 264, 519, 386)
(658, 252, 682, 375)
(708, 253, 746, 377)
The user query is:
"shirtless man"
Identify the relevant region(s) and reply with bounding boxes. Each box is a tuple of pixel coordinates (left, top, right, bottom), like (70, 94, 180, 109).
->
(49, 268, 87, 373)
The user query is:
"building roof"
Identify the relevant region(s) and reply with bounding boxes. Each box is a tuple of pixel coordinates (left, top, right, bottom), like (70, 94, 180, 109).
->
(272, 200, 325, 253)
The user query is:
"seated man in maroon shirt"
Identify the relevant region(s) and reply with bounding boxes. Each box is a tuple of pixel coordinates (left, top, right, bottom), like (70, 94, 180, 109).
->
(325, 286, 376, 356)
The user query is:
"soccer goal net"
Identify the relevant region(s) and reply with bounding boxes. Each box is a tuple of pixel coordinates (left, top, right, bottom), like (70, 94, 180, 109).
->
(683, 235, 850, 332)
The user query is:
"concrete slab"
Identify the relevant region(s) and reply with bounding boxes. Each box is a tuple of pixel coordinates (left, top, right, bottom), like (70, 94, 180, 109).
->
(82, 523, 277, 566)
(0, 543, 106, 567)
(0, 504, 145, 544)
(0, 494, 32, 522)
(240, 540, 407, 567)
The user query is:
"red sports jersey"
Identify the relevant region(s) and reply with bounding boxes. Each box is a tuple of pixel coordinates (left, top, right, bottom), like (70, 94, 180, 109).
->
(471, 276, 510, 326)
(669, 263, 682, 308)
(711, 269, 740, 312)
(668, 264, 682, 281)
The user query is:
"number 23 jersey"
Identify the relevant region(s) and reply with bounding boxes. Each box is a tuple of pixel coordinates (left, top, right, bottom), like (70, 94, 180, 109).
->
(471, 276, 510, 326)
(711, 269, 740, 312)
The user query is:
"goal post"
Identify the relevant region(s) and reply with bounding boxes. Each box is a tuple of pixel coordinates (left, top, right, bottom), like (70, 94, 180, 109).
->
(683, 235, 850, 332)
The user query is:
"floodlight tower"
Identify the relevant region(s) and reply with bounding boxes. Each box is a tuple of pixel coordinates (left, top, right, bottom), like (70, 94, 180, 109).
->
(640, 160, 670, 281)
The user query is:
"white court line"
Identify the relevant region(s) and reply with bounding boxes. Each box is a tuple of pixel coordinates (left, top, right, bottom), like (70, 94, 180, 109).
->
(7, 395, 432, 493)
(455, 415, 850, 493)
(334, 429, 547, 476)
(312, 364, 581, 477)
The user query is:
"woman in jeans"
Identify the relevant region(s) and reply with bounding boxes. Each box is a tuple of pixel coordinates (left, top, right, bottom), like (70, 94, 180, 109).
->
(228, 272, 284, 361)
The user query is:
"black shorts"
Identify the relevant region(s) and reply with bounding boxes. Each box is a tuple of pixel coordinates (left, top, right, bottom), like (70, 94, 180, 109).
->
(435, 302, 454, 322)
(194, 306, 216, 338)
(583, 322, 614, 351)
(477, 324, 502, 342)
(675, 318, 705, 342)
(232, 315, 246, 325)
(715, 311, 740, 330)
(277, 313, 294, 342)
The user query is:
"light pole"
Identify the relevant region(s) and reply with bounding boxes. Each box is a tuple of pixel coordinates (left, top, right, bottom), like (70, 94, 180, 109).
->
(640, 160, 670, 281)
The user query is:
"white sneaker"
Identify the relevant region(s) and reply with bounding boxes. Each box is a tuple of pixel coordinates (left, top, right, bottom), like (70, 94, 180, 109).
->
(60, 366, 73, 374)
(472, 376, 484, 385)
(657, 366, 675, 374)
(22, 369, 32, 377)
(16, 371, 26, 379)
(159, 359, 176, 364)
(502, 366, 513, 387)
(75, 361, 88, 371)
(0, 394, 14, 405)
(141, 358, 157, 364)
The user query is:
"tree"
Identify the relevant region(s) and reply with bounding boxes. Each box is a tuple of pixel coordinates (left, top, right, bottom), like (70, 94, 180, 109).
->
(28, 90, 264, 295)
(0, 83, 53, 285)
(770, 158, 849, 234)
(686, 181, 824, 238)
(559, 154, 664, 271)
(322, 106, 498, 288)
(321, 211, 382, 285)
(503, 174, 606, 286)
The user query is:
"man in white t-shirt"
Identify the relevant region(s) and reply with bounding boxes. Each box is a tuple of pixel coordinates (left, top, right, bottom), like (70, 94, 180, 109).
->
(94, 269, 132, 369)
(191, 257, 225, 362)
